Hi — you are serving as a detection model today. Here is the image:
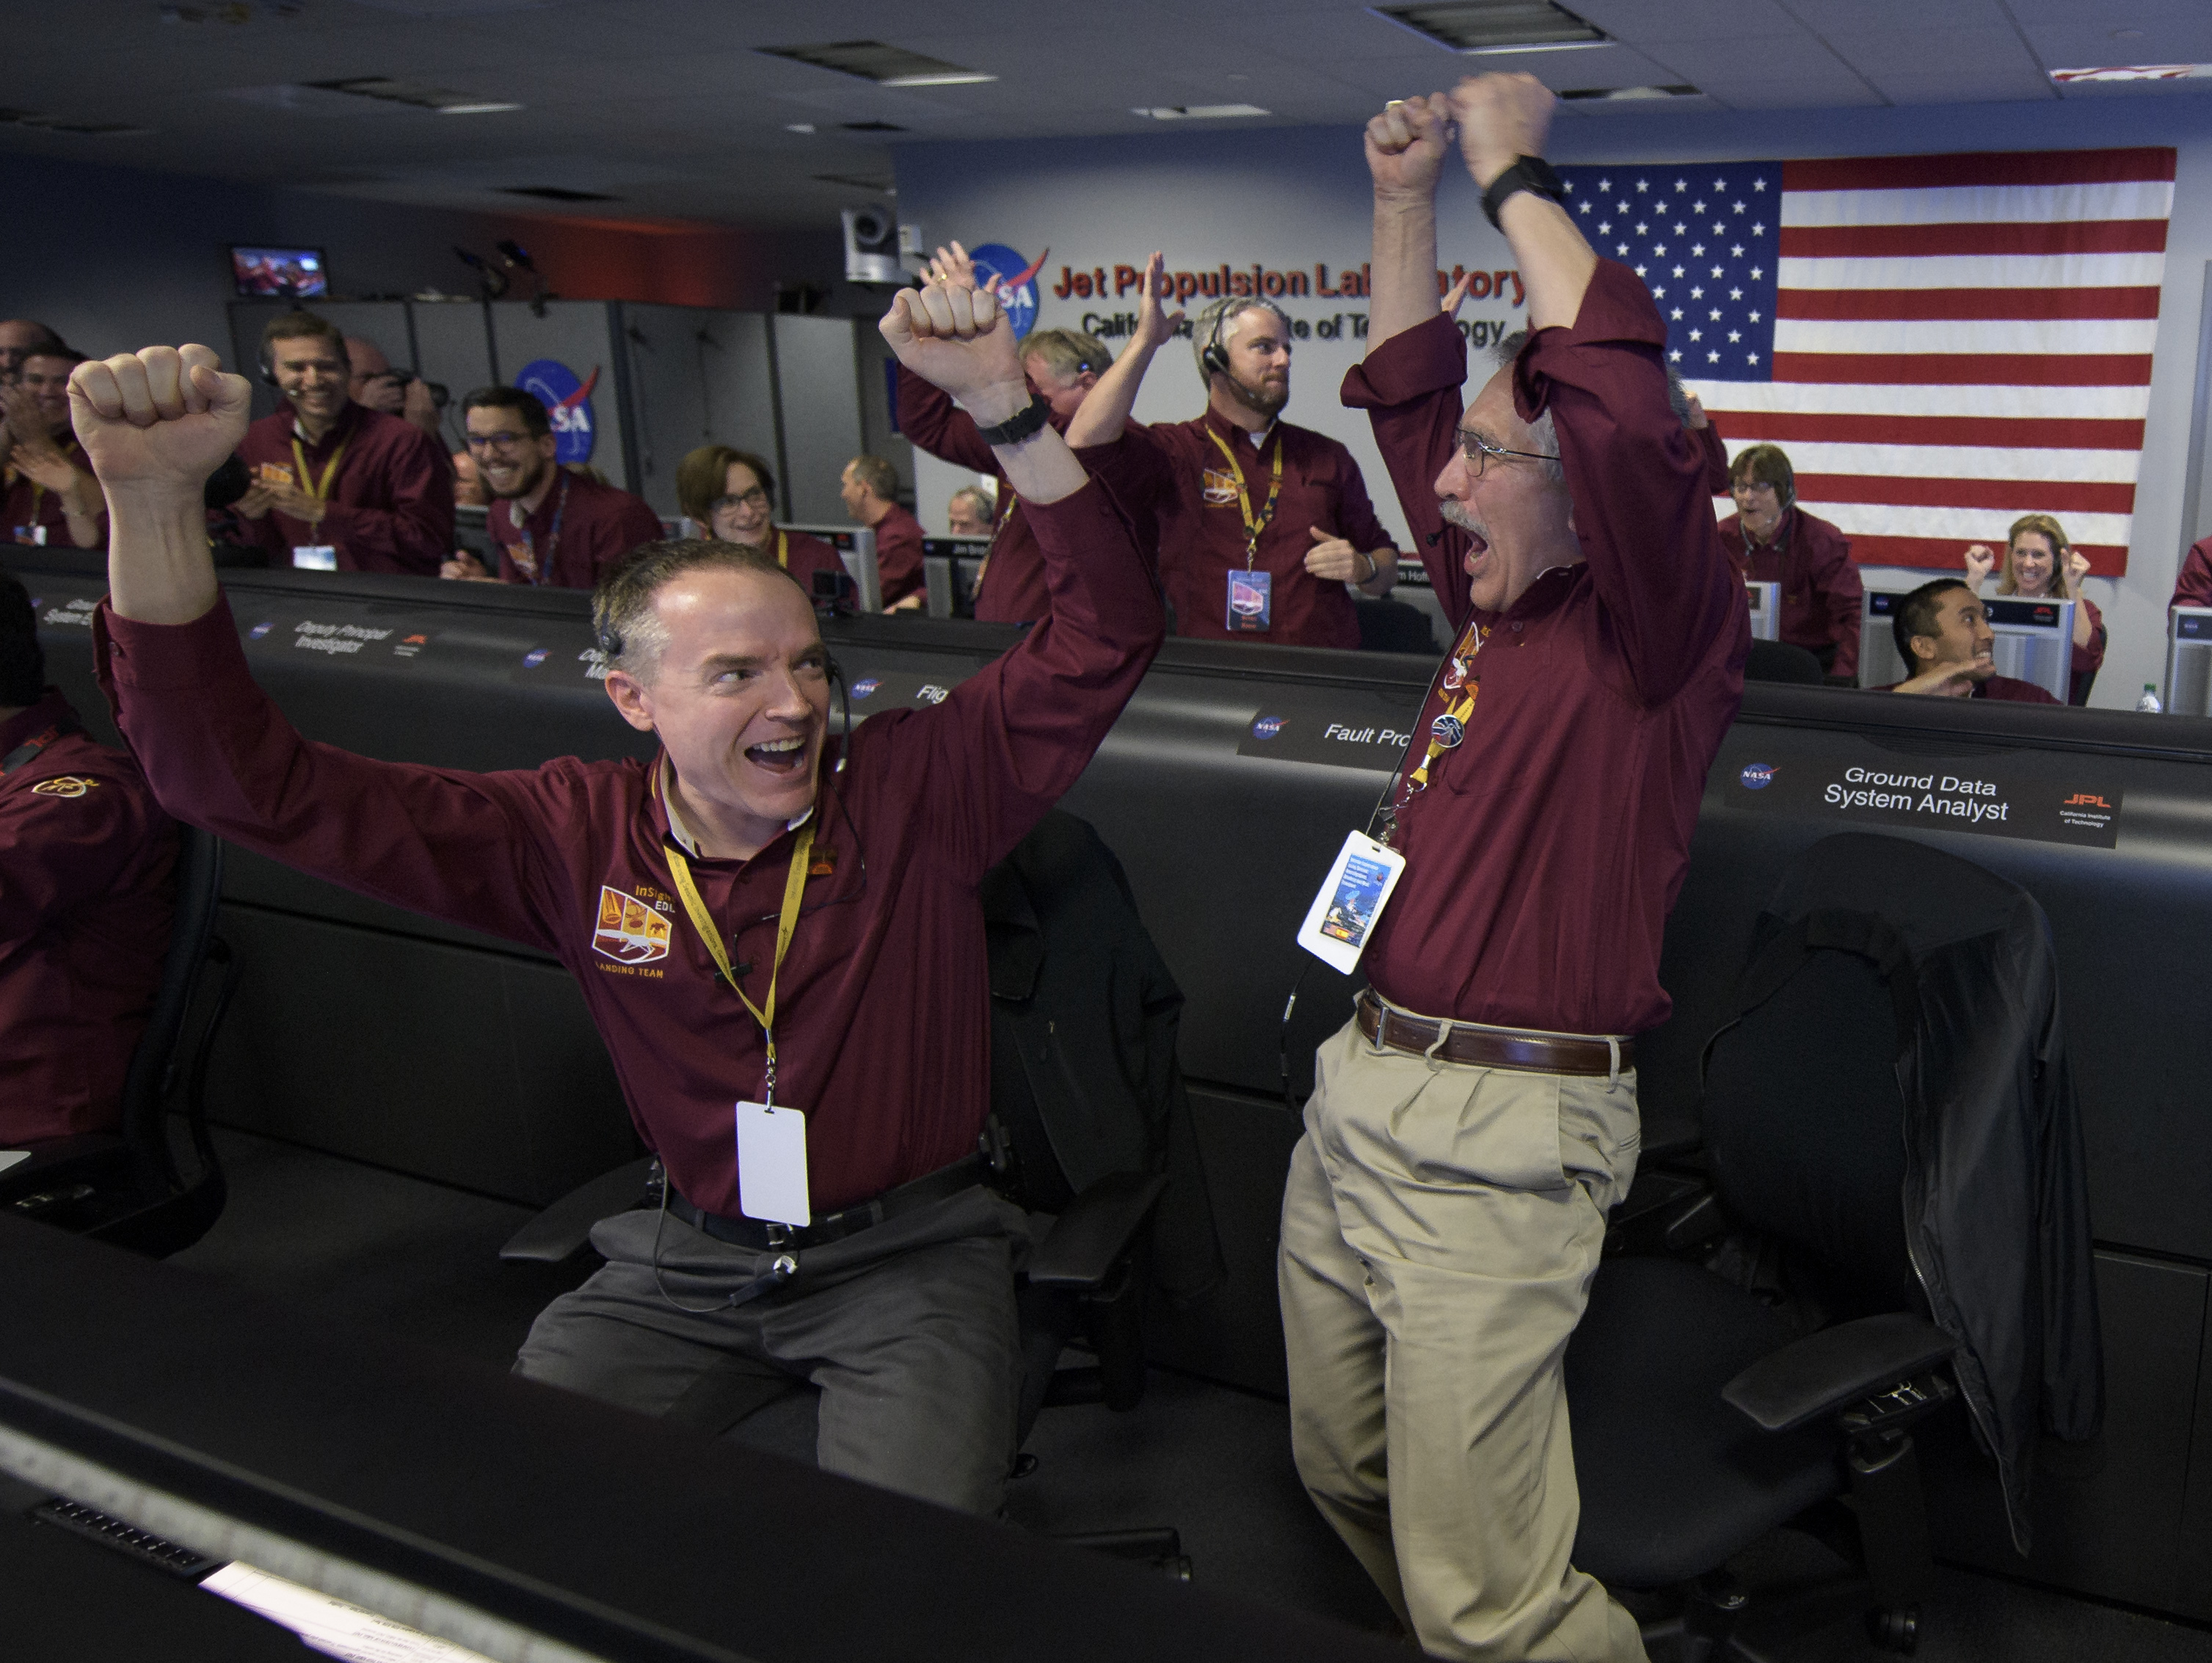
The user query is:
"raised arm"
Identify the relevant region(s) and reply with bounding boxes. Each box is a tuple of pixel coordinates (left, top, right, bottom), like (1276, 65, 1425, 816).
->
(1450, 73, 1596, 332)
(895, 243, 1011, 474)
(1365, 95, 1457, 354)
(1063, 251, 1183, 450)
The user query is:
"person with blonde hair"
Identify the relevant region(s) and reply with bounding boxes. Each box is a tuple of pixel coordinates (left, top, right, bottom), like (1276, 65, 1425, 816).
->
(1961, 512, 2104, 705)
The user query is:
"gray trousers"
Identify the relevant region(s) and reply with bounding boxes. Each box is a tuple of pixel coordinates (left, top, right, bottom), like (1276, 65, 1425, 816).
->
(515, 1184, 1030, 1515)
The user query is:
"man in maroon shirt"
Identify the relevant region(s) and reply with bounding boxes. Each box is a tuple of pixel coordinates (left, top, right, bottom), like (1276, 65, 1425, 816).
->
(1281, 80, 1747, 1660)
(2171, 536, 2212, 611)
(0, 572, 177, 1147)
(1068, 254, 1400, 649)
(1717, 443, 1863, 682)
(440, 387, 661, 589)
(70, 274, 1162, 1514)
(837, 454, 925, 609)
(3, 346, 106, 550)
(227, 311, 454, 576)
(1880, 577, 2059, 702)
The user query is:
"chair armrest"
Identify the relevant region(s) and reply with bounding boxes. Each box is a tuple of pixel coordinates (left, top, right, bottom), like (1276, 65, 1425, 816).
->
(499, 1156, 657, 1264)
(1026, 1171, 1168, 1292)
(1723, 1312, 1957, 1434)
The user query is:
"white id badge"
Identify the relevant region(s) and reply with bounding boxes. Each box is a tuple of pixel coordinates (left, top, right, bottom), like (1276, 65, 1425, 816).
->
(1295, 830, 1409, 975)
(292, 545, 338, 572)
(735, 1100, 811, 1226)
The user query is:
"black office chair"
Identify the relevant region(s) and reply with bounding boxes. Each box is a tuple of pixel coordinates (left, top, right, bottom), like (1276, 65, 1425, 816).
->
(1, 825, 240, 1257)
(1565, 834, 2099, 1659)
(1744, 638, 1824, 685)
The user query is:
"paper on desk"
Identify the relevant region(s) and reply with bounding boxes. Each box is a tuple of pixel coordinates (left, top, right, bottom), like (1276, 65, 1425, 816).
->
(201, 1562, 501, 1663)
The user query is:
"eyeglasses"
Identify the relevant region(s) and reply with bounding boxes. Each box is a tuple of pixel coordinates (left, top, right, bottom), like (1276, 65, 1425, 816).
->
(465, 431, 535, 452)
(710, 488, 771, 515)
(1731, 480, 1779, 498)
(1457, 428, 1560, 476)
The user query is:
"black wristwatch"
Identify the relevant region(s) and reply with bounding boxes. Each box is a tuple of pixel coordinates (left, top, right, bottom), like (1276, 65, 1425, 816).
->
(973, 393, 1052, 446)
(1481, 155, 1567, 230)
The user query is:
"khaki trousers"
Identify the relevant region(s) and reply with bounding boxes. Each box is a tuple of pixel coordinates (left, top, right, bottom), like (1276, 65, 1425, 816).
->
(1278, 1016, 1646, 1662)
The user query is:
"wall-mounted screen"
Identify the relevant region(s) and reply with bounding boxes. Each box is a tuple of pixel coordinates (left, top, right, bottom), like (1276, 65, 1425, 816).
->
(230, 246, 328, 299)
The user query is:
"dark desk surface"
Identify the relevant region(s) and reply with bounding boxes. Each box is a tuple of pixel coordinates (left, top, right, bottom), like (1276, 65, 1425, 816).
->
(0, 1215, 1405, 1663)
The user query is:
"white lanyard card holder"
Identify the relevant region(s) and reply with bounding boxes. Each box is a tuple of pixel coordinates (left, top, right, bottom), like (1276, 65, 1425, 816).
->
(1295, 829, 1408, 975)
(735, 1100, 811, 1226)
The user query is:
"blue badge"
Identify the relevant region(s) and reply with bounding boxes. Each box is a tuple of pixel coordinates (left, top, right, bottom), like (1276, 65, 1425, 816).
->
(1740, 762, 1775, 790)
(514, 359, 600, 466)
(522, 647, 549, 668)
(850, 677, 881, 700)
(1227, 568, 1272, 632)
(967, 244, 1047, 340)
(1430, 713, 1466, 749)
(1251, 714, 1284, 740)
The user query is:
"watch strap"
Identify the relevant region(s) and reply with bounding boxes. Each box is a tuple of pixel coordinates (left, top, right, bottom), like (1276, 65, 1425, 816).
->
(1482, 156, 1567, 230)
(973, 393, 1052, 447)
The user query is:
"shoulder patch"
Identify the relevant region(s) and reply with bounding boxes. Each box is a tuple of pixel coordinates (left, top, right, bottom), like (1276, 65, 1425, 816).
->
(1201, 467, 1240, 506)
(30, 776, 98, 798)
(592, 884, 671, 964)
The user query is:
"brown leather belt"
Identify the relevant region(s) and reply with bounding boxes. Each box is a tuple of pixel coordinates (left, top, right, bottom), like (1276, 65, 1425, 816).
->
(1356, 989, 1632, 1077)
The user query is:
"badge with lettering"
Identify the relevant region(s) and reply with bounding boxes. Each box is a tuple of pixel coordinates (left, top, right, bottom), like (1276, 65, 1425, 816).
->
(1296, 830, 1409, 975)
(292, 545, 338, 572)
(1227, 569, 1273, 632)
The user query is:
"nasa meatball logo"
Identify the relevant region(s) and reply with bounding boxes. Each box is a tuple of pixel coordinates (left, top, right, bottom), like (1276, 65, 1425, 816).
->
(522, 647, 550, 668)
(1251, 714, 1285, 740)
(1740, 762, 1776, 790)
(515, 359, 600, 465)
(850, 677, 881, 700)
(248, 621, 276, 640)
(967, 244, 1049, 341)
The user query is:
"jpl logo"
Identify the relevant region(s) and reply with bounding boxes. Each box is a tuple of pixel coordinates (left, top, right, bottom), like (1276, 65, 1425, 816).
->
(1251, 714, 1285, 739)
(1740, 762, 1776, 790)
(2062, 792, 2111, 809)
(515, 359, 600, 465)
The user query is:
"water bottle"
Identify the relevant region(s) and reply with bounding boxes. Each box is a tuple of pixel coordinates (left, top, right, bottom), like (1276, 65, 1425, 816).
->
(2136, 683, 2163, 713)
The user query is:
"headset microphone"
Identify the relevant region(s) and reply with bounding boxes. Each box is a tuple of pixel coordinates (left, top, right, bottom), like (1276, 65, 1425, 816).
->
(826, 655, 851, 776)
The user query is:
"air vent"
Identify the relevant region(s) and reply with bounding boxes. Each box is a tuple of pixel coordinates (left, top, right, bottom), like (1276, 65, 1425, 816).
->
(840, 120, 906, 132)
(1558, 84, 1701, 101)
(1372, 0, 1607, 52)
(499, 186, 618, 202)
(760, 41, 996, 87)
(305, 77, 523, 114)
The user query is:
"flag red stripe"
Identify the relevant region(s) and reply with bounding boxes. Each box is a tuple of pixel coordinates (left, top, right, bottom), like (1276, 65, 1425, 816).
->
(1711, 412, 2145, 451)
(1779, 220, 2167, 258)
(1799, 473, 2137, 515)
(1775, 285, 2161, 321)
(1772, 352, 2153, 387)
(1845, 534, 2129, 572)
(1783, 148, 2176, 193)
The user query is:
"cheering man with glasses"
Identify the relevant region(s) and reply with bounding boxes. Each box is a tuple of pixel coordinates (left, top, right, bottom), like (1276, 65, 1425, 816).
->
(1281, 76, 1747, 1662)
(228, 310, 452, 575)
(443, 386, 661, 588)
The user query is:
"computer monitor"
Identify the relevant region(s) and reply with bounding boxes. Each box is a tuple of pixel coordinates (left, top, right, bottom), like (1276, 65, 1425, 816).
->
(1745, 581, 1780, 642)
(2164, 607, 2212, 716)
(921, 535, 992, 619)
(229, 246, 329, 299)
(1859, 590, 2073, 699)
(782, 524, 881, 614)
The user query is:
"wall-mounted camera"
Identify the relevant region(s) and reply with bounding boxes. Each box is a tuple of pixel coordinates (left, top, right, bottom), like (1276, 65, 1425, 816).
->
(842, 205, 904, 285)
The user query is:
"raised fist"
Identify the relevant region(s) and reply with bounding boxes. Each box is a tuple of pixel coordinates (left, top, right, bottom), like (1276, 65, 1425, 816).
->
(1449, 72, 1556, 191)
(70, 346, 250, 500)
(2064, 549, 2091, 590)
(879, 283, 1027, 426)
(1962, 544, 1998, 589)
(1365, 95, 1455, 200)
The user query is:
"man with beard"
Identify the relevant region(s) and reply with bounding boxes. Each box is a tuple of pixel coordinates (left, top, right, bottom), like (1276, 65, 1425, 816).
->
(227, 311, 453, 575)
(1067, 252, 1399, 647)
(441, 386, 661, 588)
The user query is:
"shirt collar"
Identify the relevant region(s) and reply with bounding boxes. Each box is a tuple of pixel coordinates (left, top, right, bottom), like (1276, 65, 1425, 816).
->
(288, 400, 360, 451)
(656, 754, 815, 859)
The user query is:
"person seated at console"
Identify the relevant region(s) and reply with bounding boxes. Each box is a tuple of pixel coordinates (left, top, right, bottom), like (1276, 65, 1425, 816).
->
(675, 444, 849, 603)
(1881, 577, 2058, 702)
(70, 274, 1163, 1515)
(1961, 514, 2104, 706)
(837, 454, 924, 610)
(440, 387, 660, 588)
(2173, 535, 2212, 611)
(946, 484, 993, 537)
(0, 572, 178, 1149)
(2, 345, 106, 549)
(227, 310, 454, 575)
(1067, 254, 1400, 648)
(1717, 443, 1860, 683)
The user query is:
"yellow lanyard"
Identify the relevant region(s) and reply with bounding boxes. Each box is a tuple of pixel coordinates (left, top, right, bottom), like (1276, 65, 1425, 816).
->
(1405, 619, 1493, 793)
(290, 435, 348, 502)
(1205, 427, 1284, 571)
(774, 528, 788, 570)
(662, 792, 817, 1106)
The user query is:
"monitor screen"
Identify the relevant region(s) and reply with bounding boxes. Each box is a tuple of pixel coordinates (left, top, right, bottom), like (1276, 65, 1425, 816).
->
(230, 246, 328, 299)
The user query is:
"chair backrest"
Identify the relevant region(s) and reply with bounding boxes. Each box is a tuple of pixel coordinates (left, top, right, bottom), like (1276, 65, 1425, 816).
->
(1745, 638, 1824, 685)
(116, 824, 225, 1184)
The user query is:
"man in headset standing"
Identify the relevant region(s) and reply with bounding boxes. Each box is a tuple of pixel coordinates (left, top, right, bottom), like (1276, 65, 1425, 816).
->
(1280, 79, 1747, 1660)
(1068, 251, 1400, 647)
(73, 276, 1163, 1515)
(227, 310, 454, 575)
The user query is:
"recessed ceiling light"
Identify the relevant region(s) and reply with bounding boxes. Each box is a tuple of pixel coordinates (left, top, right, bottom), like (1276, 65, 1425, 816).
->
(1372, 1, 1606, 53)
(1559, 84, 1701, 101)
(785, 123, 818, 134)
(760, 40, 995, 87)
(436, 102, 524, 115)
(305, 77, 520, 114)
(1132, 103, 1272, 120)
(2053, 64, 2212, 83)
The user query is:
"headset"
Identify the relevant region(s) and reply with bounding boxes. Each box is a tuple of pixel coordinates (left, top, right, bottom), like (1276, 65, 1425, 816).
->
(258, 313, 343, 388)
(1200, 296, 1292, 379)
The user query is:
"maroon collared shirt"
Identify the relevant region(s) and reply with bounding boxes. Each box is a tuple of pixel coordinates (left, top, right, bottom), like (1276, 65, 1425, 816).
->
(230, 401, 456, 576)
(867, 503, 927, 608)
(0, 688, 177, 1145)
(5, 438, 101, 550)
(1718, 504, 1864, 680)
(94, 482, 1161, 1215)
(2175, 537, 2212, 610)
(1339, 262, 1748, 1036)
(490, 470, 664, 589)
(1873, 674, 2060, 704)
(1089, 410, 1393, 649)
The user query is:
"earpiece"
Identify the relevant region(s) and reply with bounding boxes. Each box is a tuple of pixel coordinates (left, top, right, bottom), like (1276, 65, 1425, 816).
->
(826, 655, 851, 776)
(1202, 299, 1289, 379)
(258, 339, 277, 387)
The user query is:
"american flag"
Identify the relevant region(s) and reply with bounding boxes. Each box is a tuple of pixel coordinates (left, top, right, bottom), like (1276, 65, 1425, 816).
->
(1556, 148, 2175, 575)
